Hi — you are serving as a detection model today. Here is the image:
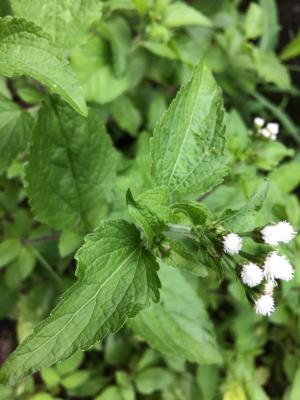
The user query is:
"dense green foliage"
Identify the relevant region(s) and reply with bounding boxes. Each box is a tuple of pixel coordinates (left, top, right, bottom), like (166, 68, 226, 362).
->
(0, 0, 300, 399)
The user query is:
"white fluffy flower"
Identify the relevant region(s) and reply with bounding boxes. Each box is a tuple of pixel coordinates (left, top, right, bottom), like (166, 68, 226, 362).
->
(263, 251, 294, 282)
(266, 122, 279, 140)
(261, 221, 296, 245)
(255, 294, 275, 316)
(223, 233, 242, 255)
(241, 262, 263, 287)
(257, 122, 279, 140)
(254, 117, 265, 128)
(260, 127, 272, 139)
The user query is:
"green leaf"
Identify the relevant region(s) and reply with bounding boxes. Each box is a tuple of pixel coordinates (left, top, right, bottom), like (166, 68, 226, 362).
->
(129, 264, 221, 364)
(26, 100, 117, 231)
(0, 239, 22, 268)
(0, 17, 87, 116)
(126, 189, 166, 243)
(219, 180, 269, 232)
(163, 3, 212, 28)
(244, 3, 263, 39)
(290, 366, 300, 400)
(151, 62, 227, 196)
(71, 36, 146, 104)
(259, 0, 279, 51)
(0, 94, 32, 174)
(110, 96, 141, 136)
(137, 186, 170, 221)
(254, 141, 294, 171)
(281, 31, 300, 61)
(99, 17, 131, 77)
(10, 0, 102, 48)
(171, 201, 209, 226)
(269, 161, 300, 194)
(135, 367, 174, 394)
(0, 220, 160, 383)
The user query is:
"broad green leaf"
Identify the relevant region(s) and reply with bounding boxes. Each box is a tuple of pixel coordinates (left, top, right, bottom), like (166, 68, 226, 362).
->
(0, 17, 87, 116)
(129, 264, 221, 364)
(10, 0, 102, 48)
(0, 220, 160, 383)
(135, 367, 174, 394)
(219, 180, 269, 232)
(254, 141, 294, 171)
(281, 31, 300, 61)
(0, 239, 22, 268)
(137, 186, 171, 221)
(0, 94, 32, 174)
(110, 95, 141, 136)
(126, 189, 165, 243)
(151, 62, 227, 196)
(269, 161, 300, 194)
(26, 100, 117, 231)
(163, 3, 212, 28)
(251, 47, 290, 89)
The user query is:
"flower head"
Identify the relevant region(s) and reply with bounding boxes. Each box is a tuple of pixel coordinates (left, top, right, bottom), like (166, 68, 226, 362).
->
(255, 294, 275, 316)
(241, 262, 263, 287)
(261, 221, 296, 246)
(254, 117, 265, 128)
(257, 121, 279, 140)
(263, 251, 294, 282)
(223, 233, 242, 255)
(266, 122, 279, 140)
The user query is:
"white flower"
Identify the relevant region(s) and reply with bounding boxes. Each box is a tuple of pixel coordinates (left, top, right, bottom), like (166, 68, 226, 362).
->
(255, 294, 275, 316)
(261, 221, 296, 245)
(260, 127, 272, 139)
(263, 251, 294, 281)
(254, 117, 265, 128)
(223, 233, 242, 255)
(241, 262, 263, 287)
(266, 122, 279, 140)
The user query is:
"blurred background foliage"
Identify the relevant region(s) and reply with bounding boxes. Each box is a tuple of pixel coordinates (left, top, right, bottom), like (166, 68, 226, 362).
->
(0, 0, 300, 399)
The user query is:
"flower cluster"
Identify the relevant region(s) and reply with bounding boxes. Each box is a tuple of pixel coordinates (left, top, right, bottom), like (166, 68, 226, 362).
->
(254, 117, 279, 141)
(222, 221, 296, 317)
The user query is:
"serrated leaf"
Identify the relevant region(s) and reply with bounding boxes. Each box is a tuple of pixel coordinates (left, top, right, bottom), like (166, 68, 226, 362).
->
(0, 94, 32, 174)
(129, 264, 221, 364)
(26, 100, 117, 231)
(0, 17, 87, 116)
(126, 189, 166, 243)
(0, 220, 160, 383)
(163, 2, 212, 28)
(137, 186, 171, 222)
(151, 62, 227, 196)
(10, 0, 102, 48)
(219, 180, 269, 232)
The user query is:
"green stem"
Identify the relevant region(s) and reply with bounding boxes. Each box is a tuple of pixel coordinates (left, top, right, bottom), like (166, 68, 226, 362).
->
(165, 223, 193, 235)
(30, 246, 62, 285)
